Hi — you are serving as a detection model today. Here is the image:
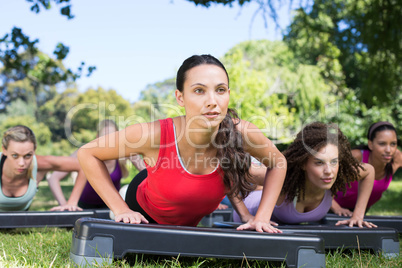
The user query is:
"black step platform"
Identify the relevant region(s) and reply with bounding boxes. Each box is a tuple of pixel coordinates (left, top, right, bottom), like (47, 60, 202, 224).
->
(0, 209, 110, 228)
(70, 218, 326, 268)
(322, 213, 402, 233)
(199, 208, 233, 227)
(213, 222, 400, 257)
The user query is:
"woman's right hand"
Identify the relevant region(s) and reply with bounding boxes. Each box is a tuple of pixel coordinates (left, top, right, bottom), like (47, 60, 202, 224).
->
(114, 209, 149, 224)
(237, 218, 281, 233)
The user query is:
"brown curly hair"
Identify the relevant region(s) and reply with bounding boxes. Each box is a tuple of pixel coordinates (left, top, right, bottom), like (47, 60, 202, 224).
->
(282, 122, 362, 202)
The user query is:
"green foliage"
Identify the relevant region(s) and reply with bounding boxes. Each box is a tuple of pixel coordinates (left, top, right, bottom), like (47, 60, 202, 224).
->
(186, 0, 309, 28)
(187, 0, 251, 7)
(285, 0, 402, 107)
(135, 78, 183, 121)
(38, 87, 79, 142)
(0, 114, 52, 152)
(66, 87, 135, 147)
(26, 0, 74, 19)
(0, 27, 95, 119)
(222, 40, 334, 143)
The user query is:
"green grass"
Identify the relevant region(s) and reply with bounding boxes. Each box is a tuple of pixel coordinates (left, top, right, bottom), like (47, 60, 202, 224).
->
(368, 180, 402, 216)
(1, 169, 401, 267)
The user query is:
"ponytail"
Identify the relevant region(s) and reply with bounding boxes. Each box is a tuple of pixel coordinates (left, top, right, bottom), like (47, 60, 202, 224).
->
(215, 108, 254, 198)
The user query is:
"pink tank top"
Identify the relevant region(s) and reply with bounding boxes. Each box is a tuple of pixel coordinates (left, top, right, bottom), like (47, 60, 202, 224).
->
(271, 190, 333, 224)
(334, 150, 392, 209)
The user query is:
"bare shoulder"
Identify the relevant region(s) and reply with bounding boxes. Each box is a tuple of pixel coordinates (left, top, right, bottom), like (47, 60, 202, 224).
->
(235, 119, 265, 139)
(351, 149, 363, 162)
(393, 149, 402, 167)
(124, 119, 162, 155)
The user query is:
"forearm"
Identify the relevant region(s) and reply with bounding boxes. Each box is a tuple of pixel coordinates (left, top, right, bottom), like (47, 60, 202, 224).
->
(229, 195, 253, 222)
(37, 155, 81, 172)
(77, 148, 130, 214)
(331, 199, 342, 212)
(254, 166, 286, 221)
(65, 170, 87, 206)
(353, 164, 375, 219)
(47, 172, 69, 205)
(353, 179, 373, 219)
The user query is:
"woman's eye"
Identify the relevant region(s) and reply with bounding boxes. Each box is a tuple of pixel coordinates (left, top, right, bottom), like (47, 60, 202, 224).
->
(24, 154, 32, 159)
(194, 88, 204, 94)
(330, 160, 338, 166)
(315, 161, 323, 165)
(12, 154, 18, 159)
(217, 87, 226, 93)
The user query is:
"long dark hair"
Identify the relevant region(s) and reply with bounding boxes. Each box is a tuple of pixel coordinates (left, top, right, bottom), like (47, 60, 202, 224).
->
(362, 122, 397, 179)
(282, 122, 361, 202)
(176, 54, 254, 198)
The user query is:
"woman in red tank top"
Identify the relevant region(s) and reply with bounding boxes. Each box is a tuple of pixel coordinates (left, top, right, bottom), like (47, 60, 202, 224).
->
(78, 54, 287, 233)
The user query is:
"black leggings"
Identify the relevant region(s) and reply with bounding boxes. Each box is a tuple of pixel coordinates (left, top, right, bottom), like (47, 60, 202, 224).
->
(125, 169, 157, 223)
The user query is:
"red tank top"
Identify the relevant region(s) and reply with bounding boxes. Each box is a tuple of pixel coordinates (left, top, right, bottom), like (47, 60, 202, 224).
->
(136, 118, 226, 226)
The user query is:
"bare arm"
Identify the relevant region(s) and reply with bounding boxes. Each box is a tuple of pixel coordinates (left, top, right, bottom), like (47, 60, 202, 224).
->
(77, 121, 160, 224)
(230, 162, 266, 222)
(47, 150, 78, 205)
(335, 163, 377, 228)
(47, 171, 69, 205)
(36, 154, 86, 211)
(392, 149, 402, 173)
(351, 149, 363, 162)
(330, 148, 365, 216)
(236, 120, 286, 233)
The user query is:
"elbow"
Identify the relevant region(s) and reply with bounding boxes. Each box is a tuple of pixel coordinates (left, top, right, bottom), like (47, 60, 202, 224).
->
(77, 147, 86, 164)
(276, 152, 287, 171)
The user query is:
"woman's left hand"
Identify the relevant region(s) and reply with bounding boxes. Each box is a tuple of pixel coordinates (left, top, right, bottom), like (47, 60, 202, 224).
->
(50, 204, 83, 211)
(335, 218, 377, 228)
(236, 219, 281, 233)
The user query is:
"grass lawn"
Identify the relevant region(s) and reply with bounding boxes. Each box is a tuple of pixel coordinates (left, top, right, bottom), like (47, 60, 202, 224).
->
(0, 171, 401, 267)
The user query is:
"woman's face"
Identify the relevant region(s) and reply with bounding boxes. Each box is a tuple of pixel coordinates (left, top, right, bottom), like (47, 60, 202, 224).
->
(175, 64, 230, 129)
(2, 140, 35, 176)
(368, 130, 397, 164)
(303, 144, 339, 191)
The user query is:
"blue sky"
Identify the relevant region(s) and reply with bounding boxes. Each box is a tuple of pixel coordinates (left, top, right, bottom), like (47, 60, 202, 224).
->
(0, 0, 293, 102)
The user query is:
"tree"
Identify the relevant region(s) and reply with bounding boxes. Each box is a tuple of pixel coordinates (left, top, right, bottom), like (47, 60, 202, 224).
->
(284, 0, 401, 107)
(65, 87, 135, 147)
(187, 0, 306, 28)
(25, 0, 74, 19)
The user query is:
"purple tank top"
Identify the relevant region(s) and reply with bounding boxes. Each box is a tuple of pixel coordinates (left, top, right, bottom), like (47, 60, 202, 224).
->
(334, 150, 392, 209)
(79, 160, 122, 205)
(232, 190, 263, 223)
(271, 190, 332, 224)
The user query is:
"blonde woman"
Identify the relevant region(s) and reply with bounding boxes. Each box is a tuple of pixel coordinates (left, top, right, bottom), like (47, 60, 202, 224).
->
(1, 125, 85, 211)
